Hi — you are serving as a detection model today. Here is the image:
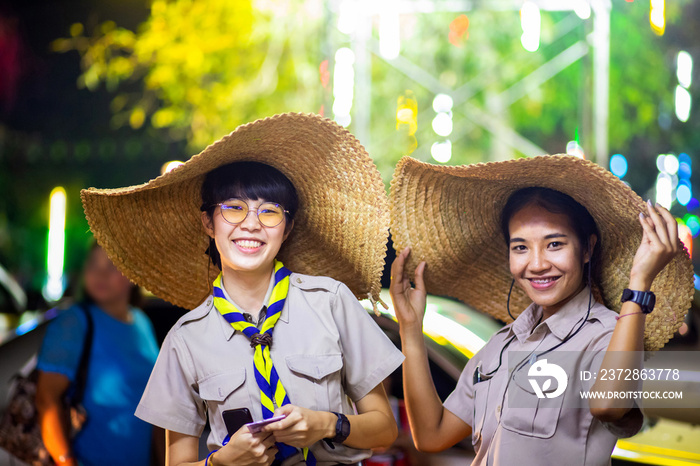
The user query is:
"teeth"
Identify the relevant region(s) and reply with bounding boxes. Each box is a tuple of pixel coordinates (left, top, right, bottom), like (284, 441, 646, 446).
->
(235, 240, 262, 249)
(532, 278, 556, 284)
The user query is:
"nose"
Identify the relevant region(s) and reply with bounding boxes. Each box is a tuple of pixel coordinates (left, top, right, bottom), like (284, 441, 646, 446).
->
(238, 205, 262, 231)
(529, 248, 551, 274)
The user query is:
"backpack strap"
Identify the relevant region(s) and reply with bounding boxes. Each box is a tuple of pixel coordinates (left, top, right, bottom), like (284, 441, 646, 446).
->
(72, 302, 94, 405)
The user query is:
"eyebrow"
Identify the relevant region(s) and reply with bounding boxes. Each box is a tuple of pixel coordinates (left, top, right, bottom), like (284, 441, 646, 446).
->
(509, 233, 568, 243)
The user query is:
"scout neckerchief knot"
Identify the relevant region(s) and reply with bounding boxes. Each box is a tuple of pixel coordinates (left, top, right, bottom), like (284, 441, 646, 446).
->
(213, 260, 317, 466)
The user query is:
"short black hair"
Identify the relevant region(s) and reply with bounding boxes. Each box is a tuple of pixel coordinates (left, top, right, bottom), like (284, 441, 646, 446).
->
(200, 161, 298, 269)
(500, 187, 601, 281)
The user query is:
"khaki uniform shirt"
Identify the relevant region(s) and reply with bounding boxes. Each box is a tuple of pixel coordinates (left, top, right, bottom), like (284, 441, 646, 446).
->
(135, 273, 404, 465)
(444, 287, 643, 466)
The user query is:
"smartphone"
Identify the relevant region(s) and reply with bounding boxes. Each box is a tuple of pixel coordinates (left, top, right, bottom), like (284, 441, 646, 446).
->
(222, 408, 253, 436)
(245, 414, 287, 433)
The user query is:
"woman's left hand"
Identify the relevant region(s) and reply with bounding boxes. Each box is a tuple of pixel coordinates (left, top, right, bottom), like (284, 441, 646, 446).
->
(630, 201, 679, 289)
(262, 405, 334, 448)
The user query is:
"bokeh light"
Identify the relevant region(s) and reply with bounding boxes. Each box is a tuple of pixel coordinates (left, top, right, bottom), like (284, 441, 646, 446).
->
(433, 94, 453, 113)
(656, 173, 673, 209)
(650, 0, 665, 35)
(161, 160, 184, 174)
(675, 86, 691, 122)
(432, 112, 453, 137)
(431, 140, 452, 163)
(566, 140, 584, 159)
(520, 2, 541, 52)
(677, 51, 693, 89)
(678, 223, 693, 257)
(664, 153, 679, 175)
(379, 1, 400, 59)
(333, 47, 355, 127)
(683, 214, 700, 237)
(574, 0, 591, 20)
(610, 154, 628, 178)
(677, 183, 692, 206)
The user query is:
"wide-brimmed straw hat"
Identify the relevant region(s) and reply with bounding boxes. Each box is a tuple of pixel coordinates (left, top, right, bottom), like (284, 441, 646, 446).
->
(81, 113, 389, 310)
(390, 155, 694, 351)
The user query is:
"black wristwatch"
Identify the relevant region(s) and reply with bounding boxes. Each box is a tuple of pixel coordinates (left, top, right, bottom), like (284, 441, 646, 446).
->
(323, 412, 350, 449)
(621, 289, 656, 314)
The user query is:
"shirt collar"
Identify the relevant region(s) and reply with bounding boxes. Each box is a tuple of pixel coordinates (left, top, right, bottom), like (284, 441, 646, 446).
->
(216, 270, 289, 341)
(510, 286, 593, 341)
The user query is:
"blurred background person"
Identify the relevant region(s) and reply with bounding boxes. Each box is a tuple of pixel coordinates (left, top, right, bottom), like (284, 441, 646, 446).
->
(35, 242, 161, 466)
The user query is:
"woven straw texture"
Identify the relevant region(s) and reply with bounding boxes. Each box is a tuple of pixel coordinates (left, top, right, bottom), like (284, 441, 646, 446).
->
(82, 113, 389, 310)
(390, 155, 694, 351)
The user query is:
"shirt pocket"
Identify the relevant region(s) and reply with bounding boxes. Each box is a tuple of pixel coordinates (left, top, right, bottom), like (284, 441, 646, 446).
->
(198, 368, 251, 411)
(471, 378, 490, 449)
(500, 375, 565, 439)
(285, 353, 343, 412)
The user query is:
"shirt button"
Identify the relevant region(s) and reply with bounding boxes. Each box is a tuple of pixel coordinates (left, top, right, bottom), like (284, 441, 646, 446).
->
(296, 277, 302, 283)
(206, 297, 212, 306)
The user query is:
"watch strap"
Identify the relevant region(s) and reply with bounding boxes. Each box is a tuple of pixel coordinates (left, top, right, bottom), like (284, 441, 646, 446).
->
(621, 288, 656, 314)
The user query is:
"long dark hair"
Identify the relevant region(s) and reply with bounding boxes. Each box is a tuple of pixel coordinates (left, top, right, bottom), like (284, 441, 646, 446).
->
(200, 161, 298, 270)
(500, 187, 601, 287)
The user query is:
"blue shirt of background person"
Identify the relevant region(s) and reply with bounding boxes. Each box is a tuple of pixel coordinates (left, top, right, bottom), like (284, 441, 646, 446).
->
(37, 303, 159, 465)
(35, 243, 160, 466)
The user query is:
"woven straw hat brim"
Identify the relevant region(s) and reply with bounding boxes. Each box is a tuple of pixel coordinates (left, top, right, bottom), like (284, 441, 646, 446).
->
(81, 113, 389, 310)
(390, 155, 694, 351)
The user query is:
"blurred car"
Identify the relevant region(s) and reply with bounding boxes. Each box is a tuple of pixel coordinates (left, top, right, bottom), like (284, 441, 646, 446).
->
(362, 289, 700, 466)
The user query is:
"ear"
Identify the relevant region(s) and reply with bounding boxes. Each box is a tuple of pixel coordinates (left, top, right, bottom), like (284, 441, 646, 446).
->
(283, 219, 294, 242)
(201, 211, 215, 238)
(583, 234, 598, 264)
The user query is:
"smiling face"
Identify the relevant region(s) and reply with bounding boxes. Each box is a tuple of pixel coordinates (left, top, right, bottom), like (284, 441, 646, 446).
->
(508, 203, 592, 318)
(202, 198, 291, 277)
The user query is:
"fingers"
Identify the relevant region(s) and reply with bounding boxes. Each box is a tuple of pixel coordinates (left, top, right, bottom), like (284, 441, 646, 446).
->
(645, 200, 672, 249)
(389, 247, 409, 291)
(414, 261, 427, 293)
(638, 212, 659, 244)
(260, 432, 277, 448)
(655, 204, 679, 252)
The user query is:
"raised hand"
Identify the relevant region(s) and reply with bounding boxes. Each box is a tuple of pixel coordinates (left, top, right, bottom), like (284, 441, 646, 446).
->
(630, 201, 679, 290)
(389, 247, 427, 335)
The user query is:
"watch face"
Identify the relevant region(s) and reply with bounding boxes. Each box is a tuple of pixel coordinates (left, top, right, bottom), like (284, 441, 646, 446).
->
(645, 293, 656, 313)
(622, 289, 633, 301)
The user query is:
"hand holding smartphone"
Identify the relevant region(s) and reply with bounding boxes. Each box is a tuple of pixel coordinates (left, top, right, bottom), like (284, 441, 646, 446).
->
(245, 415, 286, 433)
(223, 408, 287, 435)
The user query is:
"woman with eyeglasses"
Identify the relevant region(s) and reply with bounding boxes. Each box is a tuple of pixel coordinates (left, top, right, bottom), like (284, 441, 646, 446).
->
(81, 114, 403, 466)
(388, 156, 693, 465)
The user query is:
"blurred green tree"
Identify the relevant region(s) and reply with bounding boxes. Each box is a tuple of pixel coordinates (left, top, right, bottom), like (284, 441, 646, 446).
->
(53, 0, 326, 150)
(54, 0, 689, 184)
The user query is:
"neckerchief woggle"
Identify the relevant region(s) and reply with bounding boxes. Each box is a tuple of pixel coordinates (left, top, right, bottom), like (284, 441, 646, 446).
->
(213, 260, 316, 465)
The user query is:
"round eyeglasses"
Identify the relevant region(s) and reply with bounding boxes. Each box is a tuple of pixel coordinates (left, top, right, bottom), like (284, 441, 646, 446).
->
(214, 199, 289, 228)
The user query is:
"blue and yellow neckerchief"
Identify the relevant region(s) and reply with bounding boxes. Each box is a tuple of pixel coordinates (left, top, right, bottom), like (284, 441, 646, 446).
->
(213, 260, 316, 465)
